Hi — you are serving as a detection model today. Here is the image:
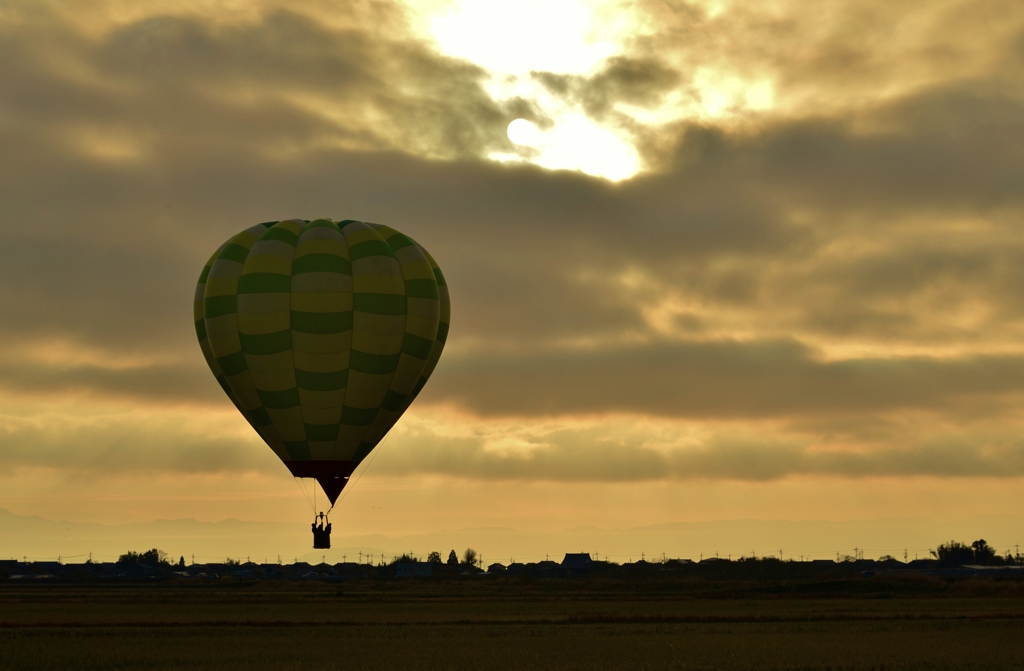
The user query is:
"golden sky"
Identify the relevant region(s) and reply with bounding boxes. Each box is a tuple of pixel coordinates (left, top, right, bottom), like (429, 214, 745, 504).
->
(2, 0, 1024, 559)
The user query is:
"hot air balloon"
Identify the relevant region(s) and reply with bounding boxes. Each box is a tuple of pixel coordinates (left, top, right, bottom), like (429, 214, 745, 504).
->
(193, 219, 449, 547)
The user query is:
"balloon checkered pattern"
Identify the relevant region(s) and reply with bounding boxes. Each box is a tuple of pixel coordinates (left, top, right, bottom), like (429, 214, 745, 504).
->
(194, 218, 450, 503)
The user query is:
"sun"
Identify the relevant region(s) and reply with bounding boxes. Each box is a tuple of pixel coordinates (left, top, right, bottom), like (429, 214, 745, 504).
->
(506, 119, 544, 147)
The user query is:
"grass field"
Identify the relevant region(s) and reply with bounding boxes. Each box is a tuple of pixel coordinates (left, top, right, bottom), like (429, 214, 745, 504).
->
(1, 577, 1023, 670)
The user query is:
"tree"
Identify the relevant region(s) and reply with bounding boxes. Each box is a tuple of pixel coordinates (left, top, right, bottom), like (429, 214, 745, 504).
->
(971, 539, 997, 565)
(178, 556, 185, 567)
(446, 549, 458, 565)
(462, 548, 478, 566)
(930, 541, 974, 568)
(391, 554, 417, 564)
(427, 551, 442, 564)
(117, 549, 169, 565)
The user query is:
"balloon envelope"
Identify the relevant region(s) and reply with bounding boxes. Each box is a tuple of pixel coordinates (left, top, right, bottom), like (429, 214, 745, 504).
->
(194, 219, 450, 503)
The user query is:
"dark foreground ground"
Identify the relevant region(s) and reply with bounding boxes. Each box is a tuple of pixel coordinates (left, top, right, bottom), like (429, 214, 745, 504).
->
(1, 576, 1023, 670)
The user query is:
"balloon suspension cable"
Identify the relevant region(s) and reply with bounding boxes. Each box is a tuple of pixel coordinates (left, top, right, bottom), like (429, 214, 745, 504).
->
(293, 476, 316, 515)
(332, 434, 391, 509)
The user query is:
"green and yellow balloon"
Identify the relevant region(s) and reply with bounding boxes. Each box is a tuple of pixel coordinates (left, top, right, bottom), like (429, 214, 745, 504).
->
(194, 219, 449, 504)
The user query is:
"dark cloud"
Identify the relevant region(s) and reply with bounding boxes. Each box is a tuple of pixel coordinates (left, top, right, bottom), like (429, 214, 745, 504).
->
(532, 56, 681, 119)
(4, 334, 1023, 428)
(4, 400, 1022, 482)
(371, 422, 1024, 482)
(2, 0, 1024, 483)
(423, 340, 1024, 419)
(626, 0, 1024, 104)
(670, 87, 1024, 212)
(0, 412, 276, 476)
(0, 237, 197, 353)
(0, 3, 519, 169)
(0, 358, 219, 406)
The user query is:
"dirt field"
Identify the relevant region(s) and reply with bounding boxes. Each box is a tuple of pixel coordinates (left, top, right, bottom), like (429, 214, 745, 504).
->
(1, 578, 1023, 670)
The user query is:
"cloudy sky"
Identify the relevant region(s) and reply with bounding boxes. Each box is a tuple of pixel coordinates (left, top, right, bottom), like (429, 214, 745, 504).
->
(2, 0, 1023, 555)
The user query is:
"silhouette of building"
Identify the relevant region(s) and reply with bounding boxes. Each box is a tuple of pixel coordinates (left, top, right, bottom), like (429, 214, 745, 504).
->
(396, 563, 433, 577)
(561, 553, 592, 576)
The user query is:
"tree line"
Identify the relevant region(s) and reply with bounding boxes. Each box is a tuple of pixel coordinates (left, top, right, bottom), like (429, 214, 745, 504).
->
(929, 539, 1020, 568)
(112, 540, 1021, 569)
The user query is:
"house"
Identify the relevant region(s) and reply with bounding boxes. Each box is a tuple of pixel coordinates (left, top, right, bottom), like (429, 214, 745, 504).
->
(627, 559, 657, 574)
(431, 563, 462, 576)
(487, 563, 507, 574)
(0, 560, 24, 572)
(33, 561, 63, 573)
(561, 553, 592, 576)
(396, 563, 433, 577)
(662, 559, 693, 570)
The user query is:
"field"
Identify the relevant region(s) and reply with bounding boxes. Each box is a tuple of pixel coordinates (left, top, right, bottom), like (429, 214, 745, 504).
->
(1, 577, 1023, 670)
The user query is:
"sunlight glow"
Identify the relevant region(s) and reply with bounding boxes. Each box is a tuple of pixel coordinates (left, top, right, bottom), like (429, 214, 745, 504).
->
(413, 0, 776, 181)
(534, 115, 639, 181)
(495, 115, 639, 182)
(425, 0, 645, 180)
(430, 0, 614, 74)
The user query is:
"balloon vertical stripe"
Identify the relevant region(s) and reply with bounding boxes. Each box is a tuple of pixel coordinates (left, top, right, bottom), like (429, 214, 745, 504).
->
(202, 222, 288, 461)
(238, 219, 306, 460)
(292, 219, 352, 461)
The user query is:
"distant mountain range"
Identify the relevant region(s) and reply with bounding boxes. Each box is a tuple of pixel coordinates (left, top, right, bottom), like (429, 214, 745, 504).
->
(2, 507, 1021, 566)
